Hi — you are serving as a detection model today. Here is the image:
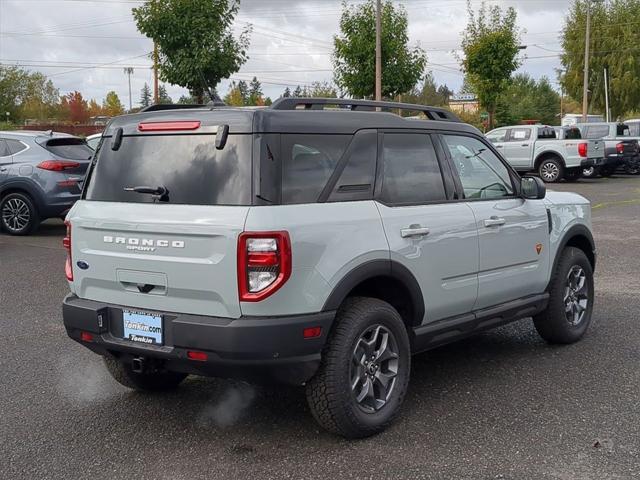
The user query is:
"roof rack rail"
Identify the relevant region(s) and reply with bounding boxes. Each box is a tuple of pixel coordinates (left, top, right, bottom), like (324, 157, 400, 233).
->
(270, 97, 461, 122)
(139, 100, 226, 113)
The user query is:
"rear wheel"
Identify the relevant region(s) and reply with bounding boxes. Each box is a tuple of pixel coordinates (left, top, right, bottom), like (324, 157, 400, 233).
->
(600, 165, 616, 177)
(563, 168, 582, 182)
(582, 166, 598, 178)
(538, 157, 563, 183)
(533, 247, 594, 344)
(624, 163, 640, 175)
(103, 356, 187, 392)
(306, 297, 411, 438)
(0, 192, 40, 235)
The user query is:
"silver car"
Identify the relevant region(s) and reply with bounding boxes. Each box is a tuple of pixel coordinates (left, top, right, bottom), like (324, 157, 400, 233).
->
(0, 131, 92, 235)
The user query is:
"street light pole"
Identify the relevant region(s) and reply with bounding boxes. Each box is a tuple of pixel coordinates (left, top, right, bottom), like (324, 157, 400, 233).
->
(582, 0, 592, 123)
(124, 67, 134, 112)
(375, 0, 382, 101)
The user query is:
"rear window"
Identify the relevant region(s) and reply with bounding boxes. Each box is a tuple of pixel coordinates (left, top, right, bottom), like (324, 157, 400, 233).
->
(584, 125, 610, 139)
(85, 134, 252, 206)
(617, 124, 630, 136)
(42, 137, 93, 160)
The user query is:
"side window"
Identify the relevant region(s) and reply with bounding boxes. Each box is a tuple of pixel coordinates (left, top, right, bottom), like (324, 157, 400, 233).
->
(328, 130, 377, 202)
(509, 128, 531, 141)
(281, 134, 350, 204)
(444, 135, 515, 200)
(5, 139, 27, 155)
(617, 124, 630, 137)
(584, 125, 609, 139)
(0, 140, 11, 157)
(486, 129, 507, 143)
(379, 133, 446, 205)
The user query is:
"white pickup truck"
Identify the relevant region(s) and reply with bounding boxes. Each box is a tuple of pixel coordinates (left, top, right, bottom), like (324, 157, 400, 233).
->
(486, 125, 604, 182)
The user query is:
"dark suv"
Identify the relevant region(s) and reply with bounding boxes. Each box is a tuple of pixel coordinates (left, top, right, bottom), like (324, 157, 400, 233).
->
(0, 131, 92, 235)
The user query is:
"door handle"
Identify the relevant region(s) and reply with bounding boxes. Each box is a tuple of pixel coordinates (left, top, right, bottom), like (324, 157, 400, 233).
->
(521, 144, 529, 147)
(495, 145, 503, 149)
(401, 226, 430, 238)
(484, 217, 506, 227)
(0, 167, 6, 172)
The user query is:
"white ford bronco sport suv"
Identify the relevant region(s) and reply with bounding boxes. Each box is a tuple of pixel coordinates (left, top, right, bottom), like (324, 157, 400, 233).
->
(62, 98, 596, 438)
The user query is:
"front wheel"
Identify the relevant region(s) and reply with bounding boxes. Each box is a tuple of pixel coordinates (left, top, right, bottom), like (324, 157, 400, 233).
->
(306, 297, 411, 438)
(538, 158, 564, 183)
(103, 356, 187, 392)
(533, 247, 594, 344)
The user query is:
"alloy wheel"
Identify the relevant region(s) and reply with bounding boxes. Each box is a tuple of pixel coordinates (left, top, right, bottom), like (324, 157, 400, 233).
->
(541, 162, 560, 182)
(582, 167, 595, 177)
(350, 324, 399, 413)
(2, 198, 30, 233)
(564, 265, 589, 326)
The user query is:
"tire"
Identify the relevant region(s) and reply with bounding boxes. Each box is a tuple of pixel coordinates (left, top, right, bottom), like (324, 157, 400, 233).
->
(624, 163, 640, 175)
(582, 166, 597, 178)
(533, 247, 594, 344)
(563, 169, 582, 182)
(0, 192, 40, 235)
(538, 157, 564, 183)
(600, 165, 615, 177)
(306, 297, 411, 439)
(103, 356, 187, 392)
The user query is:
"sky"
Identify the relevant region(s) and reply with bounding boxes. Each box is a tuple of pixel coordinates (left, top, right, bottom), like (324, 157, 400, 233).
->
(0, 0, 573, 108)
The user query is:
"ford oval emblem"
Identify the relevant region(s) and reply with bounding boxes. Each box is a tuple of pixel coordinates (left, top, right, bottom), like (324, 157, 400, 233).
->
(77, 261, 89, 270)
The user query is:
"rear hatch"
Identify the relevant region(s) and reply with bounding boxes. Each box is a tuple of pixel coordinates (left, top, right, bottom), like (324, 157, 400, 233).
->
(586, 139, 604, 159)
(67, 127, 253, 319)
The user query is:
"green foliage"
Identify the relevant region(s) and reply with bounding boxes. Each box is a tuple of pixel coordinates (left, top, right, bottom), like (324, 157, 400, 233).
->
(293, 85, 303, 97)
(248, 77, 263, 105)
(561, 0, 640, 118)
(0, 121, 16, 130)
(140, 83, 152, 108)
(333, 0, 426, 98)
(133, 0, 251, 102)
(224, 78, 268, 106)
(403, 71, 451, 107)
(158, 84, 172, 104)
(282, 87, 292, 98)
(495, 74, 560, 126)
(103, 91, 124, 117)
(460, 1, 522, 128)
(0, 66, 60, 122)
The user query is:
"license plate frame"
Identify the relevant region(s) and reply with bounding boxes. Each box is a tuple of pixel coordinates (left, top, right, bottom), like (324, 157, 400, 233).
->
(122, 309, 163, 346)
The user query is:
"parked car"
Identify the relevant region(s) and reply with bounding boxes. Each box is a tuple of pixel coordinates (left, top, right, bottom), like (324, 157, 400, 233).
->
(62, 99, 596, 438)
(0, 131, 93, 235)
(577, 122, 640, 176)
(86, 133, 102, 151)
(486, 124, 604, 182)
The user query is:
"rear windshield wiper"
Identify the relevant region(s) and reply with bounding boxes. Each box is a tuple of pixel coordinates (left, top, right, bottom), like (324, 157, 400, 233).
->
(124, 185, 170, 202)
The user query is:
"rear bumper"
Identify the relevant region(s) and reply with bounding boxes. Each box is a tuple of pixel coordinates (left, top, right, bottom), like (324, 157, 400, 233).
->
(62, 294, 335, 385)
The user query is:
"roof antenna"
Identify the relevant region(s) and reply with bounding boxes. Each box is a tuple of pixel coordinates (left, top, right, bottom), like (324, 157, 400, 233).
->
(198, 69, 226, 107)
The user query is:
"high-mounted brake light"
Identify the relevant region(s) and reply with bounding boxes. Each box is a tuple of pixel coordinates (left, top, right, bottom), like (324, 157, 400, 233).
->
(137, 121, 201, 132)
(578, 143, 588, 158)
(238, 231, 291, 302)
(616, 142, 625, 154)
(63, 220, 73, 281)
(37, 160, 80, 171)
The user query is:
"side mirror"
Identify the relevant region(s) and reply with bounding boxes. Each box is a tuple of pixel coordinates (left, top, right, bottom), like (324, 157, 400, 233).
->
(521, 176, 546, 199)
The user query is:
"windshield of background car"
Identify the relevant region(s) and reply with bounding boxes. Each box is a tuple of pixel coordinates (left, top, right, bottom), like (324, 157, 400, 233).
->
(84, 133, 252, 205)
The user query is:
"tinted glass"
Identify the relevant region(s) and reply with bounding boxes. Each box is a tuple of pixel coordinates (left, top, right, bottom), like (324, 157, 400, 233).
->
(85, 134, 252, 205)
(6, 139, 26, 154)
(0, 140, 10, 157)
(617, 124, 630, 136)
(86, 136, 101, 150)
(564, 127, 582, 139)
(281, 134, 350, 204)
(43, 138, 93, 160)
(509, 128, 531, 141)
(486, 129, 507, 143)
(328, 131, 377, 202)
(379, 133, 446, 205)
(585, 125, 610, 139)
(628, 123, 640, 137)
(444, 135, 514, 200)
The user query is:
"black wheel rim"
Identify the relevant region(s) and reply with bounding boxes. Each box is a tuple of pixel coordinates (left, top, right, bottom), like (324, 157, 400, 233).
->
(350, 324, 399, 413)
(564, 266, 589, 326)
(2, 198, 30, 232)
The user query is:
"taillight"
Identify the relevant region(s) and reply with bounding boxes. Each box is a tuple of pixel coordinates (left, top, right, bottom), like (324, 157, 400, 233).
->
(37, 160, 80, 171)
(63, 220, 73, 281)
(578, 143, 588, 157)
(616, 142, 625, 154)
(238, 231, 291, 302)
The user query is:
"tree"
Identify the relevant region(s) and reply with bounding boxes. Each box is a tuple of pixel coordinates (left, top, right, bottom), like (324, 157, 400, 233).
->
(248, 77, 263, 105)
(264, 97, 273, 106)
(561, 0, 640, 118)
(293, 85, 303, 97)
(65, 91, 90, 124)
(133, 0, 250, 103)
(158, 84, 172, 104)
(140, 83, 152, 108)
(437, 85, 453, 105)
(237, 80, 249, 104)
(178, 94, 197, 104)
(333, 0, 426, 98)
(88, 99, 103, 118)
(0, 66, 59, 122)
(460, 1, 522, 128)
(306, 81, 338, 98)
(224, 83, 245, 106)
(102, 91, 124, 117)
(495, 74, 560, 126)
(282, 87, 292, 98)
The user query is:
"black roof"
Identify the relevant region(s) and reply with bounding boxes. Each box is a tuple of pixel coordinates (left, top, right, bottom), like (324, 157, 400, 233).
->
(104, 98, 480, 136)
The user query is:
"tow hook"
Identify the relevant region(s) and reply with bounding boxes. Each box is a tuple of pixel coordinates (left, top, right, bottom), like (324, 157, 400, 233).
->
(131, 357, 145, 373)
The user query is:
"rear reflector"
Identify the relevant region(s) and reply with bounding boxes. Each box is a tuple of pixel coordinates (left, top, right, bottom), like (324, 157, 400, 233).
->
(187, 351, 208, 362)
(57, 179, 79, 188)
(303, 327, 322, 339)
(138, 121, 201, 132)
(37, 160, 81, 171)
(80, 331, 94, 342)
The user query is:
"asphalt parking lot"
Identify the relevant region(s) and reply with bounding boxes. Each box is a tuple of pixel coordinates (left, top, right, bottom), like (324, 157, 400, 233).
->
(1, 176, 639, 480)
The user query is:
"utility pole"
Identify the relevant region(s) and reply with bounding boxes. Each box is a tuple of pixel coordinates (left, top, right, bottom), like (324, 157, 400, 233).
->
(604, 66, 610, 122)
(153, 42, 159, 104)
(582, 0, 592, 122)
(124, 67, 134, 112)
(375, 0, 382, 102)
